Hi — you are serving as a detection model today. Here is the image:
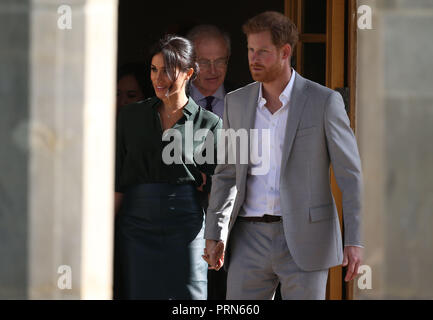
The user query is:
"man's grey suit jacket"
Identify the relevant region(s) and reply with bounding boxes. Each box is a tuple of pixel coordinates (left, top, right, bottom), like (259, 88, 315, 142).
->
(204, 73, 363, 272)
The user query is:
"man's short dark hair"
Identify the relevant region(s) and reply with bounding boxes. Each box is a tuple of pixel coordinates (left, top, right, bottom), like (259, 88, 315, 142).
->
(242, 11, 298, 50)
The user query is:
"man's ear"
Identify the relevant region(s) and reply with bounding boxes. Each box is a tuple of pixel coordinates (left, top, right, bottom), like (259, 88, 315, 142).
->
(281, 44, 292, 60)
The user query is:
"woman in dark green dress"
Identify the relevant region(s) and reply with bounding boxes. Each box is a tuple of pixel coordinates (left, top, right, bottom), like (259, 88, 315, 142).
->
(114, 35, 222, 299)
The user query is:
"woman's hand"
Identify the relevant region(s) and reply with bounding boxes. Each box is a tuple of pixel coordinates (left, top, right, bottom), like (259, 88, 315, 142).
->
(196, 172, 207, 192)
(202, 240, 225, 270)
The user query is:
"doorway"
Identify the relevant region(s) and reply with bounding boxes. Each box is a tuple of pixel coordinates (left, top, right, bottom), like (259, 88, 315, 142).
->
(117, 0, 284, 88)
(116, 0, 358, 300)
(286, 0, 358, 300)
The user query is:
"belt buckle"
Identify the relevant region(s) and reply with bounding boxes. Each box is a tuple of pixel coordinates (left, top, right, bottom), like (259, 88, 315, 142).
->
(265, 215, 281, 222)
(263, 214, 275, 222)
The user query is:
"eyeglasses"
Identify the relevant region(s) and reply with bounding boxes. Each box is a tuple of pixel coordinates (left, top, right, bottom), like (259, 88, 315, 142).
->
(197, 57, 228, 70)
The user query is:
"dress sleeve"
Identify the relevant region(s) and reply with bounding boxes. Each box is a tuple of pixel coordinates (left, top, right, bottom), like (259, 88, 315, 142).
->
(205, 117, 223, 192)
(195, 117, 223, 191)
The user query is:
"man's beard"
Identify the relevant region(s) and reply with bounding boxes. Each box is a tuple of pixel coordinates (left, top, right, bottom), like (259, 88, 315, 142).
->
(249, 60, 284, 83)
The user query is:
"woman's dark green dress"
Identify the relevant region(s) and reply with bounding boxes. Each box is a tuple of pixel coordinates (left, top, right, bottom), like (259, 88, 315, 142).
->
(114, 96, 222, 300)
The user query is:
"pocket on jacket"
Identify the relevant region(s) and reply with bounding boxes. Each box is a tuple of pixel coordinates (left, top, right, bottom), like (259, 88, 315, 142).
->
(309, 204, 335, 222)
(295, 126, 317, 138)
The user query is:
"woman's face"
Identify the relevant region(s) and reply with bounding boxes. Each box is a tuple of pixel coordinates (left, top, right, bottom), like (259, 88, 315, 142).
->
(150, 53, 192, 100)
(116, 74, 144, 108)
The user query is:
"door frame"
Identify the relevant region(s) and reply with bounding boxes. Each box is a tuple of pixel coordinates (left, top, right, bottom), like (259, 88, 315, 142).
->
(284, 0, 358, 300)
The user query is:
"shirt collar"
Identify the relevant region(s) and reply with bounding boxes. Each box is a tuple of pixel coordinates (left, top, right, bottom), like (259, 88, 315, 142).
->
(212, 84, 226, 101)
(152, 96, 199, 120)
(182, 97, 199, 119)
(190, 82, 226, 102)
(258, 69, 296, 110)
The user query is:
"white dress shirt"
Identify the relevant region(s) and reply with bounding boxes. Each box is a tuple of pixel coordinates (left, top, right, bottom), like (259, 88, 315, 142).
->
(241, 70, 296, 217)
(189, 82, 225, 119)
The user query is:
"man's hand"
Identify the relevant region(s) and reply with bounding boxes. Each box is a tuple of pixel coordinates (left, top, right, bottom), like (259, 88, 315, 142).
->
(202, 240, 225, 271)
(342, 246, 363, 282)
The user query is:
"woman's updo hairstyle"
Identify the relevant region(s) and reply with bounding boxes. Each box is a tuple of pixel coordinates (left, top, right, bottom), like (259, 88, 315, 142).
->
(149, 34, 199, 83)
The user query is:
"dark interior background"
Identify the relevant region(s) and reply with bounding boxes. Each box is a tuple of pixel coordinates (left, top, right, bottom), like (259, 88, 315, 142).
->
(117, 0, 285, 90)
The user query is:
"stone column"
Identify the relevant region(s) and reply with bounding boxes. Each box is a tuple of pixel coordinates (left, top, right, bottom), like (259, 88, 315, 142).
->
(0, 0, 118, 299)
(356, 0, 433, 299)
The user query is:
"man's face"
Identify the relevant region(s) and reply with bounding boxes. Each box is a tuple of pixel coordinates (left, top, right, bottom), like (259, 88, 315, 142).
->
(193, 37, 229, 96)
(247, 31, 285, 83)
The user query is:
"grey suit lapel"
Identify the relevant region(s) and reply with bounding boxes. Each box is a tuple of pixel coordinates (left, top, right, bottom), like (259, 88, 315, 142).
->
(280, 73, 309, 174)
(238, 82, 260, 189)
(242, 82, 260, 133)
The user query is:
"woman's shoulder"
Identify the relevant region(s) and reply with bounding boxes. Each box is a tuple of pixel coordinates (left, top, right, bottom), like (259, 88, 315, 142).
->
(188, 98, 222, 129)
(200, 108, 222, 129)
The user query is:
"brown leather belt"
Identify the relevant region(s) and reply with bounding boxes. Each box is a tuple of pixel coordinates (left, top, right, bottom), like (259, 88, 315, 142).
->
(237, 215, 282, 223)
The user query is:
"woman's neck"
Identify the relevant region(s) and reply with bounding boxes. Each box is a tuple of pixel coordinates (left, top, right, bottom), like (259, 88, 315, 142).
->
(161, 92, 189, 112)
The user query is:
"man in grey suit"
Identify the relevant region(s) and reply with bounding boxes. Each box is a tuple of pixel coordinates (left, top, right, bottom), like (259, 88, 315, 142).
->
(202, 11, 363, 300)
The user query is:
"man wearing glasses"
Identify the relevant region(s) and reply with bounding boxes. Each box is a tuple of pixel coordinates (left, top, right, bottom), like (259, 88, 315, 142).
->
(187, 24, 234, 119)
(186, 24, 235, 300)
